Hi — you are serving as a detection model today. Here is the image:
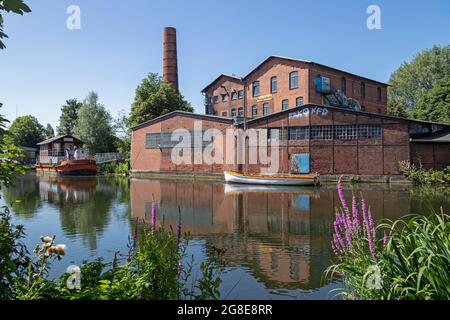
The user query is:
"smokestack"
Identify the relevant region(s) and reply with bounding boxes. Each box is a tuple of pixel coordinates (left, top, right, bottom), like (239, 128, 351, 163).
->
(162, 27, 179, 93)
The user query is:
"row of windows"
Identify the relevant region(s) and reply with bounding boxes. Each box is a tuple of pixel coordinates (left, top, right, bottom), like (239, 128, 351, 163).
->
(253, 72, 298, 97)
(145, 131, 214, 149)
(212, 90, 244, 104)
(268, 124, 382, 141)
(221, 97, 305, 118)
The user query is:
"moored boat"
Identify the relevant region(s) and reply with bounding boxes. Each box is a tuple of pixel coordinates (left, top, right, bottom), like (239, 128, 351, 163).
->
(224, 170, 319, 186)
(36, 135, 97, 176)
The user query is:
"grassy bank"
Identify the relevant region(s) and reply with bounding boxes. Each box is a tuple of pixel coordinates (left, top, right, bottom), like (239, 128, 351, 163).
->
(324, 178, 450, 300)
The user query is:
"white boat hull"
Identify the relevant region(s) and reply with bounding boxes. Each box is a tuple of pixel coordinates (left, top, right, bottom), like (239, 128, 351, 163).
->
(224, 171, 316, 186)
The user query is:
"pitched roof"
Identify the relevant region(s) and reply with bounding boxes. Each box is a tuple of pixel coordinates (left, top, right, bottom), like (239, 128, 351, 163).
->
(37, 134, 82, 145)
(201, 74, 243, 93)
(131, 110, 232, 131)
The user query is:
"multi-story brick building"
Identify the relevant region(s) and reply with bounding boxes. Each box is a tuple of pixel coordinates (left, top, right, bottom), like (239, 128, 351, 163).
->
(202, 56, 388, 118)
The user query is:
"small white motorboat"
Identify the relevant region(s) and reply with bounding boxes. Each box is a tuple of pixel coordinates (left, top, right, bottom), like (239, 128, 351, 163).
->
(224, 170, 319, 186)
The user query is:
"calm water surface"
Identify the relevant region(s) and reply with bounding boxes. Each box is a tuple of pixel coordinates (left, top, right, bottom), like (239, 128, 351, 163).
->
(2, 174, 449, 299)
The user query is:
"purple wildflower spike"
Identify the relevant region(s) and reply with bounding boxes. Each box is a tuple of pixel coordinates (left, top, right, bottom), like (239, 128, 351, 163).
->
(151, 202, 157, 232)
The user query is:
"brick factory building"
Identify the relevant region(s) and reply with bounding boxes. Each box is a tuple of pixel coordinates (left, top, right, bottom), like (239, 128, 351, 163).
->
(130, 30, 450, 180)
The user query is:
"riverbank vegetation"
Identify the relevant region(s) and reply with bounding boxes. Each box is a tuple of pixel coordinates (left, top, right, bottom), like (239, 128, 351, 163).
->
(99, 161, 130, 175)
(399, 160, 450, 185)
(325, 178, 450, 300)
(0, 204, 222, 300)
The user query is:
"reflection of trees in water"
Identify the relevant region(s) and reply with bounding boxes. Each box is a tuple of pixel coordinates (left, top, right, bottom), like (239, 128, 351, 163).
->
(3, 174, 131, 251)
(1, 175, 42, 218)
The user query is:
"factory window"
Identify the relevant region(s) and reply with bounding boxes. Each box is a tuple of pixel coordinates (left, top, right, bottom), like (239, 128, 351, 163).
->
(252, 105, 258, 117)
(311, 125, 334, 140)
(238, 90, 244, 99)
(289, 127, 309, 140)
(358, 124, 382, 140)
(377, 87, 382, 101)
(282, 99, 289, 110)
(221, 94, 228, 102)
(296, 96, 304, 107)
(360, 82, 366, 99)
(231, 91, 238, 100)
(270, 76, 277, 93)
(252, 81, 260, 97)
(334, 125, 358, 140)
(268, 128, 288, 141)
(289, 71, 298, 89)
(341, 77, 346, 93)
(238, 107, 244, 117)
(213, 96, 219, 104)
(221, 111, 228, 117)
(263, 103, 269, 115)
(145, 133, 160, 149)
(231, 108, 237, 117)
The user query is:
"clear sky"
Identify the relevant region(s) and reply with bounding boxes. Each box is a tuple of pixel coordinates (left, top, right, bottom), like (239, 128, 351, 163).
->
(1, 0, 449, 129)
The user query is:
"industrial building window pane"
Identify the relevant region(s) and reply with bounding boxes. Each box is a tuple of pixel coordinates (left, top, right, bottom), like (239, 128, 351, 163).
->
(221, 94, 228, 102)
(145, 133, 160, 149)
(238, 90, 244, 99)
(311, 125, 333, 140)
(213, 96, 218, 104)
(360, 82, 365, 98)
(334, 125, 357, 140)
(252, 105, 258, 117)
(377, 87, 382, 101)
(253, 81, 260, 97)
(263, 103, 269, 115)
(289, 127, 309, 140)
(238, 107, 244, 117)
(358, 124, 381, 139)
(289, 71, 298, 89)
(268, 128, 288, 141)
(271, 76, 277, 93)
(231, 92, 237, 100)
(221, 111, 227, 117)
(296, 97, 304, 107)
(282, 99, 289, 110)
(341, 77, 346, 93)
(231, 109, 237, 117)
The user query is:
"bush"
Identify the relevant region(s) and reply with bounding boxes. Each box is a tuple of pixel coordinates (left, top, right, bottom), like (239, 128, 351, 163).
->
(399, 160, 450, 185)
(99, 161, 129, 175)
(0, 204, 222, 300)
(324, 177, 450, 300)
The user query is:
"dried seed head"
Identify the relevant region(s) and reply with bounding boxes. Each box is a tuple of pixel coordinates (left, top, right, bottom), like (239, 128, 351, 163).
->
(40, 236, 53, 243)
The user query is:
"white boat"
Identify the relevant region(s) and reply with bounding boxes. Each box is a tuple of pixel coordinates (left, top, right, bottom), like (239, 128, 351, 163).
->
(224, 170, 318, 186)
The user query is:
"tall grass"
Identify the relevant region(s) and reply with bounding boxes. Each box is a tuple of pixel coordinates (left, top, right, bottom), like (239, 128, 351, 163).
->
(324, 178, 450, 300)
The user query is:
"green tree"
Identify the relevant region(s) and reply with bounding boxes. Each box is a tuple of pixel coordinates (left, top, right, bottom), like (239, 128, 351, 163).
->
(0, 103, 25, 187)
(44, 123, 54, 139)
(0, 0, 31, 49)
(74, 91, 115, 154)
(113, 110, 131, 156)
(57, 99, 82, 135)
(412, 77, 450, 124)
(387, 99, 409, 118)
(129, 73, 193, 127)
(7, 115, 45, 147)
(388, 46, 450, 116)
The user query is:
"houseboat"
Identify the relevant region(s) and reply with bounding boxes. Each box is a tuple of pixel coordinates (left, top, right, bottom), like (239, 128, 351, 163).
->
(36, 135, 97, 176)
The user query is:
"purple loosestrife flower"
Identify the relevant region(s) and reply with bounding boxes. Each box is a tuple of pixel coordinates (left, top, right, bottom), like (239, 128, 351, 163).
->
(337, 177, 350, 217)
(383, 232, 388, 247)
(364, 208, 376, 259)
(151, 202, 157, 232)
(333, 219, 346, 251)
(351, 196, 359, 234)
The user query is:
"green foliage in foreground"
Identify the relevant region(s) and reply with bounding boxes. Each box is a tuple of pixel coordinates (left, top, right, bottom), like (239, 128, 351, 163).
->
(325, 210, 450, 300)
(0, 0, 31, 49)
(0, 206, 222, 300)
(399, 161, 450, 185)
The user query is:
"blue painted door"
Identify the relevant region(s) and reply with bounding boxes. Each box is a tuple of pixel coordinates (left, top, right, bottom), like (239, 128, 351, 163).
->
(290, 153, 310, 173)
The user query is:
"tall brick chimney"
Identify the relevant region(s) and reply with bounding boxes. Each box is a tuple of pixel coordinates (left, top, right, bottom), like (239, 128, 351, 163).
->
(162, 27, 179, 93)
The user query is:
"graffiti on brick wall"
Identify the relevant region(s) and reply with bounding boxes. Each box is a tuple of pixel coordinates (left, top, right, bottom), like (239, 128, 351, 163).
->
(289, 106, 329, 119)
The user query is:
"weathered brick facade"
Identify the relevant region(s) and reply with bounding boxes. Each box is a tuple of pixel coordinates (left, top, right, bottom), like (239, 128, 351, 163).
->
(131, 105, 450, 178)
(202, 56, 388, 118)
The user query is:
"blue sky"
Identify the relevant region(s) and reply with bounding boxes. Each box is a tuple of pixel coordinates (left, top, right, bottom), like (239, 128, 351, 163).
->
(1, 0, 449, 129)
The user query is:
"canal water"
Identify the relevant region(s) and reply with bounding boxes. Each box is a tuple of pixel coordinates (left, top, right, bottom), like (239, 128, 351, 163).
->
(1, 174, 449, 299)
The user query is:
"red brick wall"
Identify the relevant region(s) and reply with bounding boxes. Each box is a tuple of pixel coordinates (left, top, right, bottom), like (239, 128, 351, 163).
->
(204, 78, 244, 116)
(411, 143, 450, 170)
